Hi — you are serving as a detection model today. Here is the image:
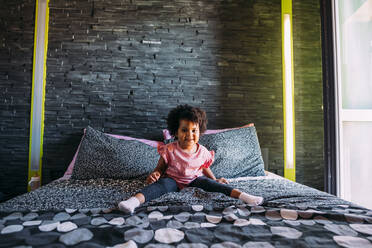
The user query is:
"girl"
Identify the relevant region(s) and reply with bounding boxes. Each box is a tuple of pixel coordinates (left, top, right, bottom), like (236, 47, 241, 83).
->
(118, 105, 263, 214)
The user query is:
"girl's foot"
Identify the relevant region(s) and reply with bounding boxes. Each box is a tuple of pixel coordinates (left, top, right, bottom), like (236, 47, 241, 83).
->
(239, 192, 264, 206)
(118, 197, 140, 214)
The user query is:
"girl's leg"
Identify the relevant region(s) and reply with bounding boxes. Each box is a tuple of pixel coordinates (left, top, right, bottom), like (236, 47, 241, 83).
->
(118, 177, 178, 213)
(231, 188, 264, 206)
(189, 176, 233, 196)
(189, 176, 263, 206)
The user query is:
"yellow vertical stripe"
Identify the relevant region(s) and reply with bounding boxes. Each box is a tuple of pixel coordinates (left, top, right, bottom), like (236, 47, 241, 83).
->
(282, 0, 296, 181)
(39, 0, 49, 188)
(28, 0, 49, 191)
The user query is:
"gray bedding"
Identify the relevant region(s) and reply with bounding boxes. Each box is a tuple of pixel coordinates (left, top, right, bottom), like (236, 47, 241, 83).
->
(0, 177, 350, 212)
(1, 177, 371, 247)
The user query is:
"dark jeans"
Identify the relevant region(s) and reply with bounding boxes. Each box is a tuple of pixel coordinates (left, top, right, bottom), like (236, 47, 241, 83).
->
(139, 176, 234, 202)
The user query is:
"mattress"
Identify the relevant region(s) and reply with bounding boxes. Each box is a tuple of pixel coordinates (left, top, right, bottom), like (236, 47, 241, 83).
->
(0, 174, 371, 247)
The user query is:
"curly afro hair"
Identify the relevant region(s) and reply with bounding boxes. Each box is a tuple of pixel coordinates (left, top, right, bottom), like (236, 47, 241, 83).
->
(167, 104, 208, 137)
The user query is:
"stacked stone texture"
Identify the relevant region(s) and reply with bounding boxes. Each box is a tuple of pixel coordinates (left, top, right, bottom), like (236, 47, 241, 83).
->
(0, 0, 36, 197)
(293, 0, 324, 190)
(44, 0, 284, 186)
(0, 0, 324, 196)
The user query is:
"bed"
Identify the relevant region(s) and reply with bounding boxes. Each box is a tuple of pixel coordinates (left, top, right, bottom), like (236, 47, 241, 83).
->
(1, 126, 371, 247)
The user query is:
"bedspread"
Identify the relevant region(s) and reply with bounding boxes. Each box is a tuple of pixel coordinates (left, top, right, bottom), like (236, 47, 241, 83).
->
(0, 176, 371, 247)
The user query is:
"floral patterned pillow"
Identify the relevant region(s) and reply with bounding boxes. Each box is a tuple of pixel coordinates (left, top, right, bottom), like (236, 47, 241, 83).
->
(71, 126, 160, 180)
(199, 126, 266, 178)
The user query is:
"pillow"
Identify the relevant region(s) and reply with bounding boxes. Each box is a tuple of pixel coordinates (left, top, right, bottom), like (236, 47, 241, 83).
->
(64, 129, 162, 177)
(186, 126, 265, 178)
(162, 123, 254, 140)
(70, 126, 161, 180)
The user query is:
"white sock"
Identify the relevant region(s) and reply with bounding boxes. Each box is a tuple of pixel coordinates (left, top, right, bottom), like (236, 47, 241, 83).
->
(118, 197, 140, 214)
(239, 192, 264, 206)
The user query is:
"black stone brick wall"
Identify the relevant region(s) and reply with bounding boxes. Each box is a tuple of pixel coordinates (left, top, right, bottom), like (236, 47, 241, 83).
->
(44, 0, 324, 189)
(0, 0, 35, 196)
(43, 0, 285, 185)
(293, 0, 324, 190)
(0, 0, 325, 196)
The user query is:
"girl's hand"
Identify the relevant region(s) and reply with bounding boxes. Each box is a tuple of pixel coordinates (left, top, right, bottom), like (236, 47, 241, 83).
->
(216, 178, 229, 184)
(146, 171, 161, 184)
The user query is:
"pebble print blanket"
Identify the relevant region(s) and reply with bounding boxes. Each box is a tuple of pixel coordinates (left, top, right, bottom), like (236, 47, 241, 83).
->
(0, 176, 371, 247)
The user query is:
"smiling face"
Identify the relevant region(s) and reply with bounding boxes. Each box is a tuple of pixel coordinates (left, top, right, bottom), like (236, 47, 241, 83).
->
(176, 119, 200, 152)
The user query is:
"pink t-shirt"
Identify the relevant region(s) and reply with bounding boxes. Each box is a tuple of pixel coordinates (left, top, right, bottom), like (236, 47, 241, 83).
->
(158, 141, 215, 189)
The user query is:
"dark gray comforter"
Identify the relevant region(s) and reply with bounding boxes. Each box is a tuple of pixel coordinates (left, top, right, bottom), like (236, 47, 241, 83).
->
(0, 177, 371, 247)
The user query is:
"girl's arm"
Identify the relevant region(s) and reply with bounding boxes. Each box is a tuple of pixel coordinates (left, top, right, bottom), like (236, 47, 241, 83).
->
(202, 167, 216, 180)
(146, 157, 167, 184)
(202, 167, 228, 184)
(153, 156, 167, 174)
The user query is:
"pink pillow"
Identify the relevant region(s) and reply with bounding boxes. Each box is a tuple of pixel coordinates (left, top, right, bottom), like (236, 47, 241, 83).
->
(64, 129, 164, 177)
(162, 123, 254, 140)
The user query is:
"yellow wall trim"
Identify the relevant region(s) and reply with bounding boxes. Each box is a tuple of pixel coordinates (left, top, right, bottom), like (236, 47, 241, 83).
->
(282, 0, 296, 181)
(28, 0, 49, 191)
